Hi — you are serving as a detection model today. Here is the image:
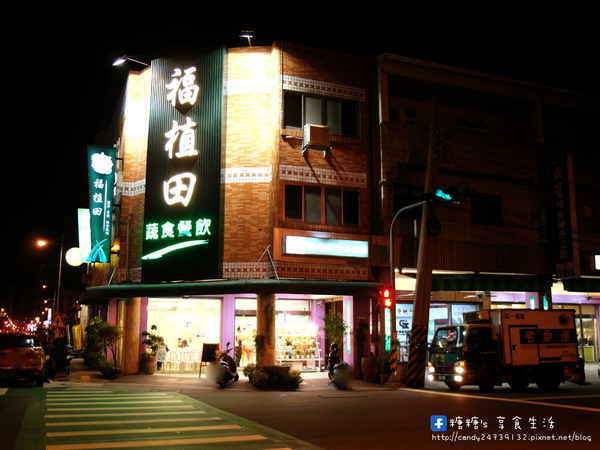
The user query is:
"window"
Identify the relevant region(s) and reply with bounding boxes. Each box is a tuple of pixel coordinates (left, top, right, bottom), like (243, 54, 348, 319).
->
(284, 184, 360, 226)
(284, 92, 359, 137)
(471, 193, 502, 226)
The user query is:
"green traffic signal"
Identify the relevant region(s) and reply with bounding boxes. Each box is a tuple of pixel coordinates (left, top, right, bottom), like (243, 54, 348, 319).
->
(435, 187, 457, 202)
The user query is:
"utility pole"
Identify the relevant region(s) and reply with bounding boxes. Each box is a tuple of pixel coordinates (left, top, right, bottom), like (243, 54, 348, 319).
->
(387, 200, 428, 385)
(406, 97, 438, 388)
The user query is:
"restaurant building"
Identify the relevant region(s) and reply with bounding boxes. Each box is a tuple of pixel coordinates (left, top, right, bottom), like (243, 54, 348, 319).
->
(83, 41, 599, 377)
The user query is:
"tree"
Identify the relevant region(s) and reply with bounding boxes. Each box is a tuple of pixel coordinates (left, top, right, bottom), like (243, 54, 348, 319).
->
(320, 310, 349, 348)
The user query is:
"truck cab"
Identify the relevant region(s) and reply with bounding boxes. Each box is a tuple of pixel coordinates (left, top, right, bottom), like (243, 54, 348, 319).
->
(428, 324, 499, 391)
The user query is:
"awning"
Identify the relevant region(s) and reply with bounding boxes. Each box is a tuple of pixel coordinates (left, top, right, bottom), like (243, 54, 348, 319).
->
(430, 274, 550, 292)
(83, 279, 384, 304)
(561, 277, 600, 293)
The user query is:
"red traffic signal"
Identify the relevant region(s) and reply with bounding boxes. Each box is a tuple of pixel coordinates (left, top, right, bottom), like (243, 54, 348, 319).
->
(382, 288, 393, 308)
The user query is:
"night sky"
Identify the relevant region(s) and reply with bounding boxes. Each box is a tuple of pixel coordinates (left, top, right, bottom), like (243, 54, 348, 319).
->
(3, 9, 597, 323)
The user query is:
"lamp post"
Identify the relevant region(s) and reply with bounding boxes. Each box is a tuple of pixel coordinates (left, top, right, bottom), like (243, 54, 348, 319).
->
(112, 55, 149, 67)
(37, 234, 65, 315)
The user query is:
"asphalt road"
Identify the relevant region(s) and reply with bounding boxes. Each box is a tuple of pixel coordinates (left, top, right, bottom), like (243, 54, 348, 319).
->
(184, 377, 600, 449)
(1, 364, 599, 449)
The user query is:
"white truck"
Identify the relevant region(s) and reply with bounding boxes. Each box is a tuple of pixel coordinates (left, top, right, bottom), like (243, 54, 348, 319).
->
(427, 309, 579, 392)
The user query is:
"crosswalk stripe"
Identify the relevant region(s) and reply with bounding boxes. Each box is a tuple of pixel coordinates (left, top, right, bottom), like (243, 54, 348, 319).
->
(46, 417, 222, 426)
(47, 405, 194, 411)
(47, 399, 184, 405)
(46, 410, 207, 418)
(47, 424, 241, 437)
(47, 395, 171, 401)
(45, 434, 268, 449)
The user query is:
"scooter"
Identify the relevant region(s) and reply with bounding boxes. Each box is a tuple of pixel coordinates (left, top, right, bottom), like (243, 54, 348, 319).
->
(331, 361, 351, 389)
(215, 341, 239, 388)
(327, 343, 351, 389)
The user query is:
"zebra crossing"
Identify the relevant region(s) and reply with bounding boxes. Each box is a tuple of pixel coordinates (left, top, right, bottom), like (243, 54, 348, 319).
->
(43, 389, 312, 449)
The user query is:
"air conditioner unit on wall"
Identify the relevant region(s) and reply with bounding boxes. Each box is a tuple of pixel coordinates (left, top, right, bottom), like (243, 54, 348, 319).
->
(302, 124, 331, 157)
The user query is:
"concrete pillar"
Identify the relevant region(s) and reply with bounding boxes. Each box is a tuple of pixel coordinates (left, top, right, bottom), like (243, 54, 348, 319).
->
(256, 293, 275, 366)
(123, 297, 141, 374)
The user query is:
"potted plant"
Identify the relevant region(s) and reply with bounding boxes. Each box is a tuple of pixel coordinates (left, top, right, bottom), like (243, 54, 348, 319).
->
(83, 316, 122, 379)
(320, 310, 349, 350)
(142, 330, 165, 374)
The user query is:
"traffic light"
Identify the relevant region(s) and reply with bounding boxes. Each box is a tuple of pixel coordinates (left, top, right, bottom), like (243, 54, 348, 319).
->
(424, 186, 467, 204)
(382, 288, 393, 308)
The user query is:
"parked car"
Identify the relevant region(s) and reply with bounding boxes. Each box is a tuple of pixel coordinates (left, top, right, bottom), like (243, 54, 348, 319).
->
(0, 333, 46, 386)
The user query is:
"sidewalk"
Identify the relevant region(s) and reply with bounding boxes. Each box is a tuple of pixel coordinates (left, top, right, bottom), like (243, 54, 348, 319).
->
(52, 358, 599, 391)
(52, 358, 390, 391)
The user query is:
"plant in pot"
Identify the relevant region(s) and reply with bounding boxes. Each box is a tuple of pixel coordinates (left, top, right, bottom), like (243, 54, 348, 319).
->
(320, 310, 349, 348)
(379, 348, 394, 384)
(83, 316, 122, 379)
(320, 310, 349, 373)
(142, 331, 165, 375)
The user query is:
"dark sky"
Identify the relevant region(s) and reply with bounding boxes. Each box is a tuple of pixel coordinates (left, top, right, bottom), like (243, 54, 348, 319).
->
(3, 9, 597, 322)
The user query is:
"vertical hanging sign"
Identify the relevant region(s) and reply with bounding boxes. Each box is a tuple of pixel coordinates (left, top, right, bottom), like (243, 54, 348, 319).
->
(550, 154, 578, 279)
(142, 49, 224, 283)
(86, 145, 116, 263)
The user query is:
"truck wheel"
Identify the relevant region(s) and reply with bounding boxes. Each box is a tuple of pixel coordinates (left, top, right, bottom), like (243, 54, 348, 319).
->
(445, 381, 461, 391)
(478, 368, 497, 392)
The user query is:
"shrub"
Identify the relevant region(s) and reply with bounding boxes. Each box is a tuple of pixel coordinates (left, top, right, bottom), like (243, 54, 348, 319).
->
(243, 364, 303, 389)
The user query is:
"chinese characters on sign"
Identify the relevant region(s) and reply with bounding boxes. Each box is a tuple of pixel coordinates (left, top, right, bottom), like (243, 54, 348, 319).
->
(142, 51, 224, 282)
(143, 65, 211, 251)
(519, 328, 576, 344)
(86, 146, 116, 263)
(163, 67, 200, 207)
(550, 156, 576, 278)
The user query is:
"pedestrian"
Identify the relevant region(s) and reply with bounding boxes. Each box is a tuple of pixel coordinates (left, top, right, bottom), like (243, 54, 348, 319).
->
(327, 343, 340, 380)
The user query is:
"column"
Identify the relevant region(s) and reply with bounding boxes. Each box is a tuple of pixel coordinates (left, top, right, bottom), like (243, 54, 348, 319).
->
(256, 293, 275, 366)
(123, 297, 141, 374)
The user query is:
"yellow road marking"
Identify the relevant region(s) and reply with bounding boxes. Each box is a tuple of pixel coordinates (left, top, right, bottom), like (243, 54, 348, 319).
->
(401, 388, 600, 413)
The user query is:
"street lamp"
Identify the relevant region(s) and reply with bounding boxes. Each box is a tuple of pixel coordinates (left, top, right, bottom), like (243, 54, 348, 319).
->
(37, 234, 65, 315)
(112, 55, 149, 67)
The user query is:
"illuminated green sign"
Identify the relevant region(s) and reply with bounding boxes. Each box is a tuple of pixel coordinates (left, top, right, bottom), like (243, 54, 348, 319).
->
(86, 145, 116, 263)
(142, 50, 224, 282)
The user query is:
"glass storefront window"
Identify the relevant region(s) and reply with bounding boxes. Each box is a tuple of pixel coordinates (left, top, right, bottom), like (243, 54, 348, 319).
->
(147, 297, 221, 351)
(235, 298, 257, 366)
